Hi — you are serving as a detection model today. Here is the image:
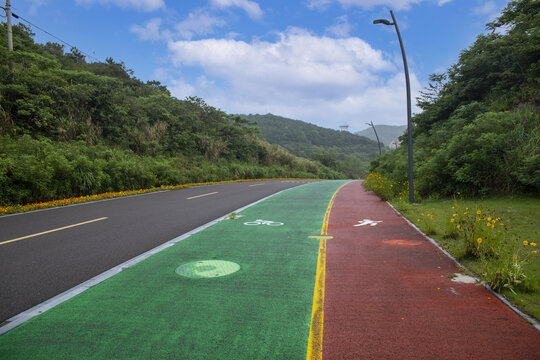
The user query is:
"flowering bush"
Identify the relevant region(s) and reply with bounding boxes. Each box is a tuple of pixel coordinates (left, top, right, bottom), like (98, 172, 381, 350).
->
(363, 172, 408, 202)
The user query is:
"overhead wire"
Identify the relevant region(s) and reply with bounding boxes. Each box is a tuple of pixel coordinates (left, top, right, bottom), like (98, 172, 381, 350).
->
(1, 5, 99, 61)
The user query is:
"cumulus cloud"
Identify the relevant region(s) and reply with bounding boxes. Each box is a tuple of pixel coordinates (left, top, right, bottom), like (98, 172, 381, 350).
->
(76, 0, 165, 11)
(174, 10, 227, 40)
(326, 16, 353, 37)
(165, 28, 420, 130)
(307, 0, 449, 11)
(130, 18, 165, 41)
(210, 0, 264, 19)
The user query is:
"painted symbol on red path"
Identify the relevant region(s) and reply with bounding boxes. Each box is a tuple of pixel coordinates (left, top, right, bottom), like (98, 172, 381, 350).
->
(354, 219, 382, 227)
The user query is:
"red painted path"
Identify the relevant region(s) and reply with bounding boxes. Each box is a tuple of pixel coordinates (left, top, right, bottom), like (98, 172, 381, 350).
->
(323, 181, 540, 359)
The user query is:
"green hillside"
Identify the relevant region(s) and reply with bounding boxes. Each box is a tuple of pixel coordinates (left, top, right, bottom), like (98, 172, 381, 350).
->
(355, 125, 406, 146)
(0, 24, 341, 207)
(240, 113, 382, 178)
(369, 0, 539, 198)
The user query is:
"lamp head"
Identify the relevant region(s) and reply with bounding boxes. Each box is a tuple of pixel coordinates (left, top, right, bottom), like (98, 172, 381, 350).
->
(373, 19, 393, 26)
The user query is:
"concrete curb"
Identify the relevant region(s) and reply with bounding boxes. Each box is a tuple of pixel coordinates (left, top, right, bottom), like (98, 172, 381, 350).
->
(386, 200, 540, 332)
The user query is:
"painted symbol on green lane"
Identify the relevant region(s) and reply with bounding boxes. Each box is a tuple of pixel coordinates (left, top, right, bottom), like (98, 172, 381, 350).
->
(176, 260, 240, 278)
(243, 219, 284, 226)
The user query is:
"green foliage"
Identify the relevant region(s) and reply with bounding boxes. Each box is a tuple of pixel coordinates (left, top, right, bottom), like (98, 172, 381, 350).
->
(371, 0, 540, 198)
(392, 196, 539, 305)
(0, 136, 339, 206)
(241, 113, 381, 178)
(0, 23, 342, 206)
(362, 172, 408, 201)
(355, 125, 406, 147)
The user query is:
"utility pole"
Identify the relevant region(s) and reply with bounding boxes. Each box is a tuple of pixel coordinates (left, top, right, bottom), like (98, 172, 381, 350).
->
(6, 0, 14, 72)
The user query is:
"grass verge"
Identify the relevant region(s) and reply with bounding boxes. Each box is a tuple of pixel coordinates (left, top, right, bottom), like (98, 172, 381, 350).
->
(390, 196, 540, 321)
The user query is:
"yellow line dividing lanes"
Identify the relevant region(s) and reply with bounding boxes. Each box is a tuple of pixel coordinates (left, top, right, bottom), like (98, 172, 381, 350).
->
(187, 192, 219, 200)
(0, 217, 109, 246)
(306, 182, 349, 360)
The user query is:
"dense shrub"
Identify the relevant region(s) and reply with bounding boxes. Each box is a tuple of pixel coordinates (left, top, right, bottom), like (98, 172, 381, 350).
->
(370, 0, 540, 198)
(0, 136, 340, 206)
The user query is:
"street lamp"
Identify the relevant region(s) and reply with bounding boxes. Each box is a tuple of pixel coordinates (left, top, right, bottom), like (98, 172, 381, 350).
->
(366, 121, 382, 156)
(374, 10, 414, 204)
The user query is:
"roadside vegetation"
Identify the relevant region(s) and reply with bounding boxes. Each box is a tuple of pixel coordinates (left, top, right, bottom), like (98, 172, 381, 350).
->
(370, 0, 539, 198)
(241, 113, 381, 178)
(364, 0, 540, 321)
(0, 23, 341, 208)
(364, 172, 540, 321)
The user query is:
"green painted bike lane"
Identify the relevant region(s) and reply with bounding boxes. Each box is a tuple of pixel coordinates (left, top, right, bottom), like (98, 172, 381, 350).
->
(0, 180, 349, 359)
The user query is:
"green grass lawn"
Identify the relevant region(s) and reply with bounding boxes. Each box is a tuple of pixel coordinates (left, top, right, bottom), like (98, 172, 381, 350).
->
(390, 196, 540, 322)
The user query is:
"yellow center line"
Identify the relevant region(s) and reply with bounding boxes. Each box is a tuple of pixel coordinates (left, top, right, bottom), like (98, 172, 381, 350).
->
(0, 217, 109, 246)
(307, 182, 350, 360)
(187, 191, 219, 200)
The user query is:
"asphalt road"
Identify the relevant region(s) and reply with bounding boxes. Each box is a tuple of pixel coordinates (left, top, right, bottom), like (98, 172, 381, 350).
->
(0, 180, 318, 323)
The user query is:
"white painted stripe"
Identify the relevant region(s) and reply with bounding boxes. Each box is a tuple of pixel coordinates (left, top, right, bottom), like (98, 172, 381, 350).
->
(0, 186, 301, 335)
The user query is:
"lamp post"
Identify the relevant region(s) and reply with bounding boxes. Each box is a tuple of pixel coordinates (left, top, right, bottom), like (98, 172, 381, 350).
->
(374, 10, 414, 204)
(366, 121, 382, 156)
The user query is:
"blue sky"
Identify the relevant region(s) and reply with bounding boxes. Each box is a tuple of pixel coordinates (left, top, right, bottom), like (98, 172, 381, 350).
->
(9, 0, 509, 131)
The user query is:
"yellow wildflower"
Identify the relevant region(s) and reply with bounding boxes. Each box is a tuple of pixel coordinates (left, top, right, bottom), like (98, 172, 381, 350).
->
(477, 209, 482, 215)
(523, 241, 529, 246)
(451, 218, 455, 223)
(531, 242, 537, 247)
(477, 238, 482, 244)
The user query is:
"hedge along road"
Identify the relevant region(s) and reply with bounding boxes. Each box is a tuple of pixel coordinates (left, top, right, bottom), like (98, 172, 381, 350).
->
(0, 179, 320, 323)
(0, 180, 349, 359)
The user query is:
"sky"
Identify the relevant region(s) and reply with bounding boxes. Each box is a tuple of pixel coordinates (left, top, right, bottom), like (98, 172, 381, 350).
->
(6, 0, 510, 132)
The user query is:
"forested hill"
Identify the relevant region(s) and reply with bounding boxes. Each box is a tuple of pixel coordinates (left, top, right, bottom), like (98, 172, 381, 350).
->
(355, 125, 406, 146)
(370, 0, 539, 197)
(240, 113, 381, 178)
(0, 24, 341, 206)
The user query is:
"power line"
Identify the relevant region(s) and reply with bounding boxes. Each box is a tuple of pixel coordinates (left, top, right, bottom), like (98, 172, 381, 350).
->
(1, 5, 99, 61)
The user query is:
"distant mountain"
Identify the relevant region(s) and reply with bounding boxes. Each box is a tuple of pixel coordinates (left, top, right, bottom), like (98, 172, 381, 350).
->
(355, 125, 407, 146)
(240, 113, 382, 178)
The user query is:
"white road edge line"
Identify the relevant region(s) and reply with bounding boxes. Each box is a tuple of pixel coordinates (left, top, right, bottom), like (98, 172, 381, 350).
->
(386, 201, 540, 332)
(0, 186, 300, 336)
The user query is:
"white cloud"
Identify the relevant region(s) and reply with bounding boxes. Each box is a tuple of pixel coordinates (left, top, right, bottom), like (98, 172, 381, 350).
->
(75, 0, 165, 12)
(166, 28, 420, 131)
(306, 0, 449, 11)
(168, 78, 196, 100)
(210, 0, 264, 19)
(473, 1, 496, 15)
(130, 18, 164, 41)
(326, 16, 353, 37)
(174, 10, 227, 40)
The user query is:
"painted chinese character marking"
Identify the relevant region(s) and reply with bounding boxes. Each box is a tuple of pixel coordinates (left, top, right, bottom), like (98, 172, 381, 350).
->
(354, 219, 382, 227)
